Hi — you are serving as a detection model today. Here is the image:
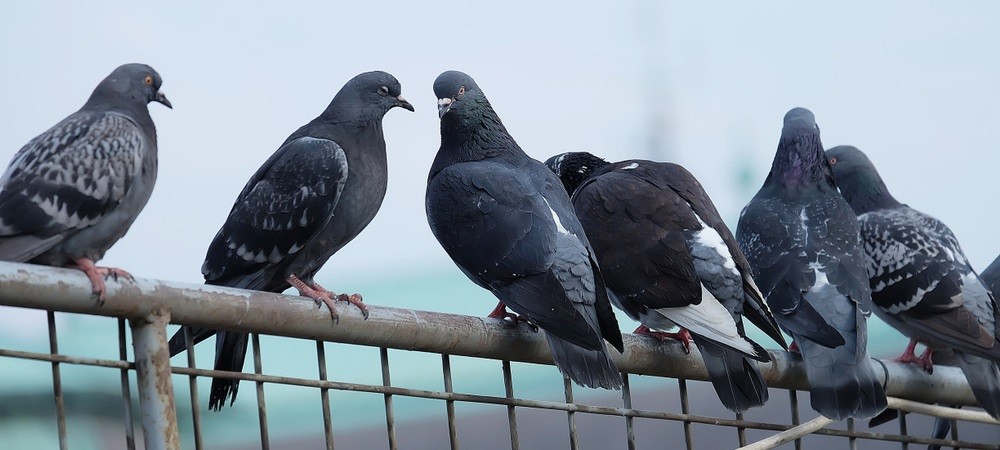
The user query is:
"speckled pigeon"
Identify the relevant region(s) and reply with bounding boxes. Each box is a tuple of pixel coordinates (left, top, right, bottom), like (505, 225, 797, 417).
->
(545, 151, 787, 412)
(826, 145, 1000, 419)
(736, 108, 887, 420)
(168, 71, 413, 410)
(0, 63, 170, 303)
(426, 71, 624, 389)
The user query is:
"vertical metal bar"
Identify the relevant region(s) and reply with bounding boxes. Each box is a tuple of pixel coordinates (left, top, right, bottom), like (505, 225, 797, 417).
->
(183, 328, 203, 450)
(622, 373, 636, 450)
(897, 411, 908, 450)
(501, 360, 520, 450)
(847, 418, 857, 450)
(678, 379, 693, 450)
(562, 377, 579, 450)
(380, 347, 398, 450)
(441, 354, 459, 450)
(118, 318, 136, 450)
(48, 311, 68, 450)
(129, 308, 180, 450)
(736, 412, 747, 447)
(317, 341, 335, 450)
(251, 333, 270, 450)
(788, 389, 802, 450)
(948, 419, 958, 450)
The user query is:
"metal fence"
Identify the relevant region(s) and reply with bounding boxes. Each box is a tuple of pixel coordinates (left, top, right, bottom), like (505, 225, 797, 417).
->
(0, 261, 997, 450)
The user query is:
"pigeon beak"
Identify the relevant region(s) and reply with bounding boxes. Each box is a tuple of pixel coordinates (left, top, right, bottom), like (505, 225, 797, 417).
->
(396, 95, 414, 112)
(437, 97, 454, 119)
(155, 91, 172, 109)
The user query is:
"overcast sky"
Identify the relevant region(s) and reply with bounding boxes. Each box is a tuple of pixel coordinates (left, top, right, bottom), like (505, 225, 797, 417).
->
(1, 1, 997, 289)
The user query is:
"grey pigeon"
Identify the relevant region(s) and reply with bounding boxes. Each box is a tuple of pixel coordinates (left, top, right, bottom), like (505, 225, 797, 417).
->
(168, 71, 413, 410)
(736, 108, 887, 420)
(0, 63, 170, 303)
(545, 151, 787, 412)
(426, 71, 624, 389)
(826, 145, 1000, 419)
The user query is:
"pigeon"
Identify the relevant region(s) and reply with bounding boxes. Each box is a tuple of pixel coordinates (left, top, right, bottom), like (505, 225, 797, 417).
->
(545, 151, 787, 412)
(168, 71, 413, 410)
(426, 71, 624, 389)
(735, 108, 887, 420)
(0, 63, 170, 304)
(826, 145, 1000, 419)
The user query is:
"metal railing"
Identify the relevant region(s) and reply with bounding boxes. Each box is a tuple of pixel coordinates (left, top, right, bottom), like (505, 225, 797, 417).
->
(0, 261, 997, 450)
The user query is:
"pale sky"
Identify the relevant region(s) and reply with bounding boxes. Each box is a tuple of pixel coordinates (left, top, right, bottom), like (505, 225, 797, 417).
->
(1, 1, 997, 289)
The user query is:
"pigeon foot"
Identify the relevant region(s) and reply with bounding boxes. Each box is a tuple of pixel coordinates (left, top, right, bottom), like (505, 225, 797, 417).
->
(895, 340, 933, 373)
(287, 275, 340, 323)
(634, 325, 692, 354)
(70, 257, 134, 306)
(487, 301, 537, 331)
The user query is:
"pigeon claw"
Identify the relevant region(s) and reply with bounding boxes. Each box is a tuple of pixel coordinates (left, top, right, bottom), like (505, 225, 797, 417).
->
(71, 258, 133, 307)
(487, 301, 535, 330)
(634, 325, 692, 354)
(336, 293, 369, 320)
(894, 341, 934, 374)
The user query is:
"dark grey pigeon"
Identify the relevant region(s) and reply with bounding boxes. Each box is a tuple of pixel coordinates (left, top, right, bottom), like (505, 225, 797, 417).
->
(735, 108, 887, 420)
(168, 71, 413, 410)
(545, 151, 787, 412)
(0, 63, 170, 303)
(426, 71, 624, 389)
(826, 145, 1000, 419)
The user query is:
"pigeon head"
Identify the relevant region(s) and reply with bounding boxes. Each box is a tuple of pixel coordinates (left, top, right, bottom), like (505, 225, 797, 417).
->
(87, 63, 171, 111)
(545, 152, 610, 195)
(326, 71, 414, 119)
(433, 71, 486, 119)
(826, 145, 898, 213)
(768, 107, 831, 188)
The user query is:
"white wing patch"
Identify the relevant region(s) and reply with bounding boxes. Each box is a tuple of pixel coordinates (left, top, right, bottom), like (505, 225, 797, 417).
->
(692, 214, 737, 273)
(621, 162, 639, 170)
(542, 198, 570, 235)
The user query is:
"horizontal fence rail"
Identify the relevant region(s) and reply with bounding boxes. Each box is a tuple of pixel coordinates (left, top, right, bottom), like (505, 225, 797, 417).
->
(0, 261, 997, 450)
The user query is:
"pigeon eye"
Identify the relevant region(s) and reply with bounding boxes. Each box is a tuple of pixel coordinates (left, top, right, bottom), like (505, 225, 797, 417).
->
(143, 76, 153, 86)
(828, 157, 838, 165)
(377, 85, 389, 96)
(458, 86, 466, 96)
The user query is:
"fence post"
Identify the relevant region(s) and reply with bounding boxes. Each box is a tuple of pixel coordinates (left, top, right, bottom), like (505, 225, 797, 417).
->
(130, 307, 180, 450)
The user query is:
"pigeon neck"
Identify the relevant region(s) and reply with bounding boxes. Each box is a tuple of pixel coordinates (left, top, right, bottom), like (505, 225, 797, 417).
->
(836, 168, 900, 214)
(767, 133, 833, 190)
(438, 101, 522, 162)
(81, 95, 155, 132)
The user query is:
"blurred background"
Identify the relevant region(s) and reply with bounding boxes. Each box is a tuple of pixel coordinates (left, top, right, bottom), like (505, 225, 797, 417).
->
(1, 1, 998, 448)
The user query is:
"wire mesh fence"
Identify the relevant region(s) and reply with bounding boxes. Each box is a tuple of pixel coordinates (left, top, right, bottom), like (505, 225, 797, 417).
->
(0, 261, 997, 450)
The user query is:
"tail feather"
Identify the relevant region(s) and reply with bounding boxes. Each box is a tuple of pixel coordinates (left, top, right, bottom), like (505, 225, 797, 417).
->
(544, 332, 622, 390)
(798, 338, 887, 420)
(208, 331, 249, 411)
(957, 352, 1000, 419)
(168, 326, 217, 357)
(693, 335, 768, 412)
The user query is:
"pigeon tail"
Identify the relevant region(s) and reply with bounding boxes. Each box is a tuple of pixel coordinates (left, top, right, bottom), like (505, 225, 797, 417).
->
(544, 332, 622, 390)
(957, 352, 1000, 419)
(797, 338, 887, 420)
(208, 330, 249, 411)
(168, 326, 216, 357)
(693, 334, 769, 413)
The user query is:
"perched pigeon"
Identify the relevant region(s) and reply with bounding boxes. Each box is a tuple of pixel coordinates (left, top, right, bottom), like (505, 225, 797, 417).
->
(426, 71, 624, 389)
(545, 151, 787, 412)
(826, 145, 1000, 418)
(0, 64, 170, 303)
(981, 254, 1000, 296)
(736, 108, 887, 420)
(169, 71, 413, 410)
